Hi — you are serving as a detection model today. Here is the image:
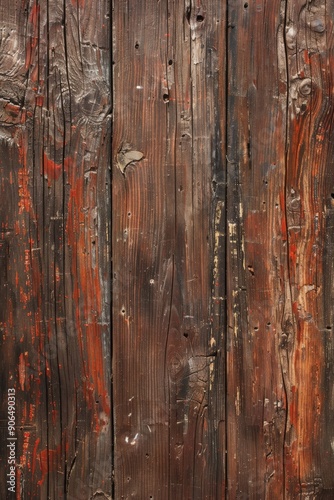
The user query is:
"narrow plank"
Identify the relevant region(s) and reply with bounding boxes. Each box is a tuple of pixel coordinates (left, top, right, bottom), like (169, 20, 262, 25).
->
(226, 1, 287, 497)
(0, 0, 111, 497)
(283, 0, 334, 495)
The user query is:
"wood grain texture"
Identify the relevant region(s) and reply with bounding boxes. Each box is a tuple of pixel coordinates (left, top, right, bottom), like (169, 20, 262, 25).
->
(0, 0, 111, 498)
(227, 0, 334, 498)
(112, 0, 226, 498)
(2, 0, 334, 498)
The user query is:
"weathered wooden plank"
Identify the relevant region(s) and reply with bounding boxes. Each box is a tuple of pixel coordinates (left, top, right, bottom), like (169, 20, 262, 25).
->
(0, 1, 111, 497)
(283, 0, 334, 495)
(227, 0, 334, 498)
(112, 0, 226, 497)
(226, 1, 287, 497)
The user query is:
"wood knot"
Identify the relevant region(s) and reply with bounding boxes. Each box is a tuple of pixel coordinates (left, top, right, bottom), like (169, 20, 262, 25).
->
(285, 25, 297, 50)
(289, 197, 301, 212)
(309, 19, 325, 33)
(116, 143, 144, 175)
(298, 78, 312, 97)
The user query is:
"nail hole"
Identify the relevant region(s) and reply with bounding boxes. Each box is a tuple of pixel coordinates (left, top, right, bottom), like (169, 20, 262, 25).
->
(163, 93, 169, 103)
(248, 265, 255, 276)
(135, 42, 139, 49)
(196, 14, 204, 22)
(244, 2, 249, 7)
(128, 212, 131, 217)
(254, 326, 259, 331)
(326, 325, 332, 330)
(331, 193, 334, 199)
(168, 59, 173, 65)
(183, 332, 189, 338)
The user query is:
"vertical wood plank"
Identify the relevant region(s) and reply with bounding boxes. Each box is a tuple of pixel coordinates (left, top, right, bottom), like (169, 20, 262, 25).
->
(0, 0, 111, 497)
(226, 0, 289, 497)
(283, 0, 334, 495)
(227, 0, 334, 497)
(112, 0, 226, 497)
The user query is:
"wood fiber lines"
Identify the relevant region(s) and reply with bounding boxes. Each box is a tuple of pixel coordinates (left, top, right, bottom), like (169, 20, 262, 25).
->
(0, 0, 111, 497)
(1, 0, 334, 498)
(112, 0, 226, 498)
(113, 0, 334, 498)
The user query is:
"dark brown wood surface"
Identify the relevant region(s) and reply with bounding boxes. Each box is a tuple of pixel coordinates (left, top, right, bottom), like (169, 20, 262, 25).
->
(1, 0, 334, 498)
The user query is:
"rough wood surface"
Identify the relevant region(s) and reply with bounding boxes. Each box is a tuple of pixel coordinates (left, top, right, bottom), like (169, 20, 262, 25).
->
(0, 0, 111, 498)
(226, 0, 334, 497)
(112, 0, 226, 498)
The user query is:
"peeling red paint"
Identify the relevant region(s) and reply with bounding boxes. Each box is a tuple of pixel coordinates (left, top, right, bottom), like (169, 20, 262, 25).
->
(42, 152, 62, 182)
(38, 444, 62, 486)
(18, 353, 26, 390)
(32, 438, 40, 476)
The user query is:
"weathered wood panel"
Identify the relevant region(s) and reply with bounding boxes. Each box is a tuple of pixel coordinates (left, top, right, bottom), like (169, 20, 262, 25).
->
(112, 0, 226, 498)
(0, 0, 111, 498)
(227, 0, 334, 498)
(2, 0, 334, 498)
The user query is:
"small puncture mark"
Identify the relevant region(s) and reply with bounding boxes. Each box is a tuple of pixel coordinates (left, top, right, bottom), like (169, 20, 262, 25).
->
(163, 93, 169, 103)
(196, 14, 204, 22)
(248, 265, 255, 276)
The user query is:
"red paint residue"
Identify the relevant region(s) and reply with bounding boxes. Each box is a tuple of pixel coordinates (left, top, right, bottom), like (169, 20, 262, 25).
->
(35, 95, 44, 107)
(38, 443, 62, 486)
(32, 438, 40, 475)
(18, 353, 26, 391)
(17, 133, 33, 215)
(303, 49, 310, 65)
(66, 152, 110, 427)
(289, 386, 298, 427)
(71, 0, 85, 7)
(29, 403, 36, 422)
(29, 2, 40, 25)
(25, 2, 40, 74)
(20, 431, 31, 468)
(289, 242, 297, 266)
(43, 152, 62, 182)
(42, 152, 73, 184)
(16, 468, 21, 500)
(279, 191, 287, 237)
